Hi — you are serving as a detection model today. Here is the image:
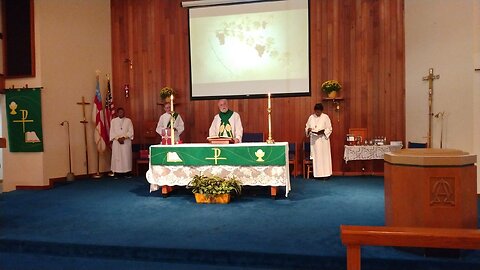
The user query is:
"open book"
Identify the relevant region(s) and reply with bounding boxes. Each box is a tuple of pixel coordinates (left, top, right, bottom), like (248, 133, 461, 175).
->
(310, 129, 325, 136)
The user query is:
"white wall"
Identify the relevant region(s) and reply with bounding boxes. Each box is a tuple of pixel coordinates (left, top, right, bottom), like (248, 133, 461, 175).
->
(474, 0, 480, 193)
(2, 0, 112, 191)
(405, 0, 480, 192)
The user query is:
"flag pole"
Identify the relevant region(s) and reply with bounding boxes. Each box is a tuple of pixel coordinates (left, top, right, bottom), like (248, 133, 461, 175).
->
(105, 75, 115, 177)
(92, 150, 102, 178)
(92, 73, 105, 179)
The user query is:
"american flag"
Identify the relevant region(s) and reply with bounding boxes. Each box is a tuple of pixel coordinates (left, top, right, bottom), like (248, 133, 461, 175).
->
(104, 77, 115, 146)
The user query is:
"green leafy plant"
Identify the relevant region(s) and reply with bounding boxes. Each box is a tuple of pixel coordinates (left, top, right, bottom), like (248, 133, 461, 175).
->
(321, 80, 342, 94)
(187, 175, 242, 198)
(160, 86, 175, 100)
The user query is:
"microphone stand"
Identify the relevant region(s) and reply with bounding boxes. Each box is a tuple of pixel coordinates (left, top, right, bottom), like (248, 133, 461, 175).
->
(61, 121, 75, 181)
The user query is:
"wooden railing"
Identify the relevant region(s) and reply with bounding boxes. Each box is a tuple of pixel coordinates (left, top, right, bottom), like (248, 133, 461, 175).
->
(340, 225, 480, 270)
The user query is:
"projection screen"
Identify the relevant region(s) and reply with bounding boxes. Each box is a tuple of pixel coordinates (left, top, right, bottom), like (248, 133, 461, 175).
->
(188, 0, 310, 99)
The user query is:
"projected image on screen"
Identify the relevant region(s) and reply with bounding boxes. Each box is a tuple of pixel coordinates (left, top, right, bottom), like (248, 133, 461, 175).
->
(189, 0, 310, 99)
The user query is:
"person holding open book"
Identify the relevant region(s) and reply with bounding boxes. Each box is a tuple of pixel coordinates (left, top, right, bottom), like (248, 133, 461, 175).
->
(305, 103, 332, 178)
(209, 99, 243, 143)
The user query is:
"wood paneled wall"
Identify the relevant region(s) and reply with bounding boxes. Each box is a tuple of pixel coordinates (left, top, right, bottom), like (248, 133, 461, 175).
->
(110, 0, 405, 175)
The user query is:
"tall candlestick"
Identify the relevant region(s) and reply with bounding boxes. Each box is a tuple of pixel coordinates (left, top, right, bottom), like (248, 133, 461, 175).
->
(170, 95, 175, 145)
(266, 93, 274, 144)
(268, 112, 272, 139)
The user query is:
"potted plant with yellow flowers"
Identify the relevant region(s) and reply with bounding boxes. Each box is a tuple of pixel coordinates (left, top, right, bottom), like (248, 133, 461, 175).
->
(160, 86, 175, 103)
(187, 175, 242, 204)
(321, 80, 342, 98)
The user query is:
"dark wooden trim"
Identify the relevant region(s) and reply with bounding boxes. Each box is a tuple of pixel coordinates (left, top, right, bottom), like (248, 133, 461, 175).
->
(341, 225, 480, 270)
(3, 0, 35, 77)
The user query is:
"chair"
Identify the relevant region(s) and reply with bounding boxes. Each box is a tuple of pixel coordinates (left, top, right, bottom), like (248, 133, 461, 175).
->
(288, 142, 298, 176)
(134, 121, 159, 176)
(302, 142, 313, 179)
(348, 128, 368, 144)
(408, 141, 427, 148)
(242, 132, 264, 142)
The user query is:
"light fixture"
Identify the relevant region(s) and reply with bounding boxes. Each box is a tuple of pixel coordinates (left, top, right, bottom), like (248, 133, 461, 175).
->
(60, 121, 75, 182)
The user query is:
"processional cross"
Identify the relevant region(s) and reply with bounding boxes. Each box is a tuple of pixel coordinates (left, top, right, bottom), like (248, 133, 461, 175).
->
(77, 96, 91, 174)
(422, 68, 440, 148)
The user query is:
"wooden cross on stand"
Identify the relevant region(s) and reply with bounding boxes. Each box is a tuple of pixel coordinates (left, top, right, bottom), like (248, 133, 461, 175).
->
(77, 96, 91, 174)
(422, 68, 440, 148)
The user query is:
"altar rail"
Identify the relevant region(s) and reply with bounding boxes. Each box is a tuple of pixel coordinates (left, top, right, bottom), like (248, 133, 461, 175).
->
(340, 225, 480, 270)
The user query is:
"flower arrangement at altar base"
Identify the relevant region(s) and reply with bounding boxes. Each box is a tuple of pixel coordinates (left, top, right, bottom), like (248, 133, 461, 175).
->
(160, 86, 175, 101)
(321, 80, 342, 98)
(187, 174, 242, 204)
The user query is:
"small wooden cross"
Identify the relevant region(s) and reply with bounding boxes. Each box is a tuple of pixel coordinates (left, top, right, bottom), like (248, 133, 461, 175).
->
(76, 96, 91, 123)
(76, 96, 91, 174)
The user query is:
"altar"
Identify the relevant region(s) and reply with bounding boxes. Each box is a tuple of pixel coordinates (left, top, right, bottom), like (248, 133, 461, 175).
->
(146, 142, 291, 197)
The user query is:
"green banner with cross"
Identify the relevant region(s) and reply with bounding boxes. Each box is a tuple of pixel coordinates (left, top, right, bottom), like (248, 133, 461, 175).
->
(150, 144, 287, 166)
(5, 88, 44, 152)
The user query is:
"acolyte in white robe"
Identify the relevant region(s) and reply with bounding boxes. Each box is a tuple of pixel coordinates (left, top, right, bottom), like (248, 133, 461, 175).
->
(110, 116, 134, 173)
(305, 113, 333, 177)
(208, 112, 244, 142)
(155, 112, 185, 143)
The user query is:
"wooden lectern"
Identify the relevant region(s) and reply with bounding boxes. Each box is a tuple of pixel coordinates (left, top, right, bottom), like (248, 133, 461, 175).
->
(207, 136, 234, 144)
(384, 149, 477, 229)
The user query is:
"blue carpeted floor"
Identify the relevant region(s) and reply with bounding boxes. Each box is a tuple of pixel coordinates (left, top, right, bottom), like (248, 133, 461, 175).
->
(0, 176, 479, 270)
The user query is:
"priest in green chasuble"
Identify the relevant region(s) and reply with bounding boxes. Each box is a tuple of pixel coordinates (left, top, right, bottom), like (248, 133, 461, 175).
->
(209, 99, 243, 143)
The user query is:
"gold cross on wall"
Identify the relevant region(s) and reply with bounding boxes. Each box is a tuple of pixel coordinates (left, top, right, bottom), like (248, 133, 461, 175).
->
(422, 68, 440, 148)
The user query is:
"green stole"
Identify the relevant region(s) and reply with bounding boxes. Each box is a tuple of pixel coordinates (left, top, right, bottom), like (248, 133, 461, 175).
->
(218, 110, 234, 138)
(167, 112, 178, 128)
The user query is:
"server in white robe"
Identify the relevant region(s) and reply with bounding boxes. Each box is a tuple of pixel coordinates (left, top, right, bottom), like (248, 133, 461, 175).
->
(110, 108, 134, 175)
(209, 99, 243, 143)
(305, 103, 332, 178)
(156, 103, 184, 144)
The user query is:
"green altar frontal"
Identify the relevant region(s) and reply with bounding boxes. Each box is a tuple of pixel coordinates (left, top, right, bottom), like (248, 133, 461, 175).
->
(150, 143, 287, 166)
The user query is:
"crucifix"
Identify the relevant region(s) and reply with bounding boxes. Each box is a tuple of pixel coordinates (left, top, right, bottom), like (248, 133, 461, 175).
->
(422, 68, 440, 148)
(77, 96, 91, 174)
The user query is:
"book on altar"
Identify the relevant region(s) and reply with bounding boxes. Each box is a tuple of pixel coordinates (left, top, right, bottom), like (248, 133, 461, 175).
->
(207, 136, 234, 144)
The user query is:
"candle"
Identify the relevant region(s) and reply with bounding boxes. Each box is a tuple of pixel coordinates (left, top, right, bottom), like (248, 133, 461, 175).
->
(268, 93, 271, 109)
(170, 95, 175, 145)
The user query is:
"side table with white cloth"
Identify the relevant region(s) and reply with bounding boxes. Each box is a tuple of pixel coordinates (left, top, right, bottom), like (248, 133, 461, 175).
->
(146, 142, 291, 197)
(343, 145, 403, 175)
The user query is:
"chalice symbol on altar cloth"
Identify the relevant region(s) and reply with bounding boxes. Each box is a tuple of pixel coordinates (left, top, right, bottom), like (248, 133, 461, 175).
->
(9, 101, 18, 115)
(255, 149, 265, 162)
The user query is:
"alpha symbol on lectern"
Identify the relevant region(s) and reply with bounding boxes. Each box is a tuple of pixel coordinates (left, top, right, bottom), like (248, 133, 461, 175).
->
(430, 177, 455, 206)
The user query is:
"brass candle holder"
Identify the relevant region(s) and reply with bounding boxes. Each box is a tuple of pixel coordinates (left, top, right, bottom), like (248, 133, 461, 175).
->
(170, 94, 175, 145)
(266, 93, 274, 144)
